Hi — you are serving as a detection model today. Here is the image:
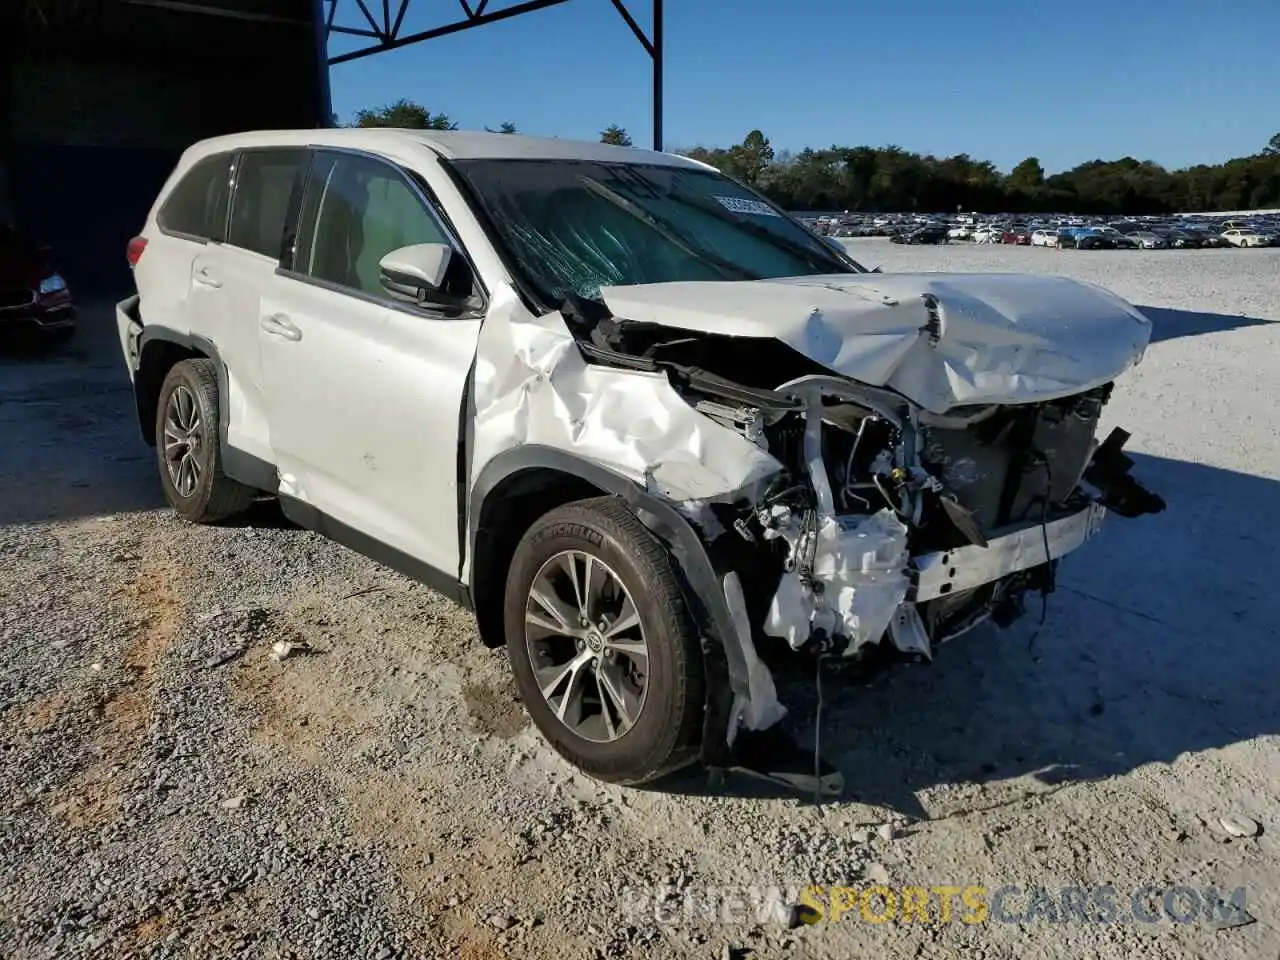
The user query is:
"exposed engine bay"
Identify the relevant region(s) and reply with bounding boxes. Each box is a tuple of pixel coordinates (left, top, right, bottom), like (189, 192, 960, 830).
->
(560, 290, 1165, 716)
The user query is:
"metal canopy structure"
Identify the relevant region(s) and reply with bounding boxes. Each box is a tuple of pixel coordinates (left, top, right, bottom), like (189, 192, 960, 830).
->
(324, 0, 664, 149)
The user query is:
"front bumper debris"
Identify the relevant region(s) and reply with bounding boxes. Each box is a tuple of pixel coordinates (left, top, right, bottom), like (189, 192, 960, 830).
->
(914, 501, 1106, 601)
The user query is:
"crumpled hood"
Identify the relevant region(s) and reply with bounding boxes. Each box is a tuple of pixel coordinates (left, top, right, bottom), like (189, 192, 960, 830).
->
(599, 272, 1153, 413)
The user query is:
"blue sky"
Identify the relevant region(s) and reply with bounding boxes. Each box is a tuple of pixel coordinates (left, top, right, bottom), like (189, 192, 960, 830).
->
(328, 0, 1278, 174)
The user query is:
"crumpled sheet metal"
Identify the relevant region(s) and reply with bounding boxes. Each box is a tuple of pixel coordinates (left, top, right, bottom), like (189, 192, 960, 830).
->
(600, 272, 1152, 414)
(469, 288, 783, 506)
(764, 508, 911, 654)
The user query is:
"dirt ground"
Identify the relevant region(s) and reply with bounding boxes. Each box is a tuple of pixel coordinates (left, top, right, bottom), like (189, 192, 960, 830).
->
(1, 245, 1278, 959)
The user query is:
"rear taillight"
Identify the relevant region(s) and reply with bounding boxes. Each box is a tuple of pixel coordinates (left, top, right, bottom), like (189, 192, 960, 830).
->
(127, 236, 147, 267)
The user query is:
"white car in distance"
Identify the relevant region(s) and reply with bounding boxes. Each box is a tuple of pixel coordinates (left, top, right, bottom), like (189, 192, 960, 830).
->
(1030, 229, 1060, 247)
(1222, 228, 1269, 248)
(115, 129, 1165, 790)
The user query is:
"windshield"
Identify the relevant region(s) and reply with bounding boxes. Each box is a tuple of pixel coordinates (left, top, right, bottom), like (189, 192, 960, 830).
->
(450, 158, 862, 306)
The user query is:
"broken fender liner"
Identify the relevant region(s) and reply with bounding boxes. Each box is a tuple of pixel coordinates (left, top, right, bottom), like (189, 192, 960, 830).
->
(1083, 427, 1167, 518)
(466, 290, 791, 776)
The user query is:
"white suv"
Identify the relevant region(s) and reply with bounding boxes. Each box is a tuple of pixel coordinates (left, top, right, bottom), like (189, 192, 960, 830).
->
(117, 129, 1164, 789)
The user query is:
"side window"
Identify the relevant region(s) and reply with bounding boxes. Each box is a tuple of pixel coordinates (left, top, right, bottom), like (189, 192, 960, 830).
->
(157, 154, 231, 240)
(227, 148, 308, 259)
(294, 152, 458, 298)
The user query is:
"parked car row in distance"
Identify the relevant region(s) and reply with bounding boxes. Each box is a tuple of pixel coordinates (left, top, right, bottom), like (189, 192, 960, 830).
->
(800, 211, 1280, 250)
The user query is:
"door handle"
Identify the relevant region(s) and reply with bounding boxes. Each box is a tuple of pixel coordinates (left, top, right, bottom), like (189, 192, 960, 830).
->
(260, 313, 302, 342)
(194, 267, 221, 288)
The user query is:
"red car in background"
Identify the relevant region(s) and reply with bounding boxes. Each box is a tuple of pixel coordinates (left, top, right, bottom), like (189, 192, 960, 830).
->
(1002, 227, 1033, 245)
(0, 225, 75, 340)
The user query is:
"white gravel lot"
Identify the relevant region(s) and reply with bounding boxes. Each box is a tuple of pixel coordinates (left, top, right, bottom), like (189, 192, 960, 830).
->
(2, 242, 1278, 960)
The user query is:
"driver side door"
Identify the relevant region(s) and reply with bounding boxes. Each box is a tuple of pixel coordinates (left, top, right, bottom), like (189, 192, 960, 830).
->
(259, 149, 483, 579)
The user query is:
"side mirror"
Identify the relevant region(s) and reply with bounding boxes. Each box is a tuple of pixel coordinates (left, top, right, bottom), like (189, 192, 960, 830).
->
(379, 243, 453, 304)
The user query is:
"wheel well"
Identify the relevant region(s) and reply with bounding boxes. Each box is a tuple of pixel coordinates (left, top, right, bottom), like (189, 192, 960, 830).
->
(471, 467, 607, 648)
(135, 340, 206, 445)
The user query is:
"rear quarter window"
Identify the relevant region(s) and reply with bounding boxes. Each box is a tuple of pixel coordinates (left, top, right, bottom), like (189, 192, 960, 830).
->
(157, 153, 233, 241)
(227, 148, 309, 260)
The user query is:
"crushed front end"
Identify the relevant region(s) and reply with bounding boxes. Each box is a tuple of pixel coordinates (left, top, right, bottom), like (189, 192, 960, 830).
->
(472, 265, 1166, 793)
(559, 274, 1166, 792)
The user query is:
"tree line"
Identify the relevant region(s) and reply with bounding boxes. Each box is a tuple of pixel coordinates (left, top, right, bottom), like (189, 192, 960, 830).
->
(350, 101, 1280, 214)
(678, 131, 1280, 214)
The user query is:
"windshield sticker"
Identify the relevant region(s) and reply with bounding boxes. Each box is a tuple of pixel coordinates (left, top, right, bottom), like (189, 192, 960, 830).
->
(712, 195, 782, 217)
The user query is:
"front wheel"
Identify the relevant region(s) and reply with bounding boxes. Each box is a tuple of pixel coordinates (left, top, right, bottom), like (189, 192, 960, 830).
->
(503, 497, 705, 784)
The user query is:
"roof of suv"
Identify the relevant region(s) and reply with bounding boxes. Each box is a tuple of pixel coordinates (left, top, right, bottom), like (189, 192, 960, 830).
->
(185, 128, 705, 168)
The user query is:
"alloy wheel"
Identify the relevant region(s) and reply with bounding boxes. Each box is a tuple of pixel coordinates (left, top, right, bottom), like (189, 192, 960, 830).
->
(524, 550, 649, 743)
(163, 384, 204, 498)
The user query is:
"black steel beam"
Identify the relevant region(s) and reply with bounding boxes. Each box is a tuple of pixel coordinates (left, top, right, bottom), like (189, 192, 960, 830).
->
(608, 0, 651, 56)
(390, 0, 409, 35)
(350, 0, 383, 37)
(325, 0, 664, 151)
(328, 0, 572, 64)
(652, 0, 662, 151)
(315, 0, 334, 125)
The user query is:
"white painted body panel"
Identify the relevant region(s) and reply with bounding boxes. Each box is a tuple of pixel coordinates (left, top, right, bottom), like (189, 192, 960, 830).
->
(259, 274, 481, 574)
(190, 243, 277, 465)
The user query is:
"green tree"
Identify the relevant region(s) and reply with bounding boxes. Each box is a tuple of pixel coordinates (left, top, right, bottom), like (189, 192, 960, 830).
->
(728, 129, 774, 185)
(1264, 132, 1280, 156)
(600, 124, 633, 146)
(486, 121, 519, 134)
(353, 99, 457, 130)
(1008, 156, 1045, 192)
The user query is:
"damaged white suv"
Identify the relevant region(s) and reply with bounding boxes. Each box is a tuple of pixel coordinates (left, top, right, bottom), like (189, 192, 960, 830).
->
(118, 130, 1163, 788)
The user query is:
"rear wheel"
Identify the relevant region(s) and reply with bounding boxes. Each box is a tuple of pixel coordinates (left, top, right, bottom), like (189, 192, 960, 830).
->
(503, 497, 705, 784)
(154, 359, 257, 523)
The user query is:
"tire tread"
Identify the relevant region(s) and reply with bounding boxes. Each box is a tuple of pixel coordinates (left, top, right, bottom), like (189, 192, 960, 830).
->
(156, 358, 257, 523)
(504, 496, 705, 784)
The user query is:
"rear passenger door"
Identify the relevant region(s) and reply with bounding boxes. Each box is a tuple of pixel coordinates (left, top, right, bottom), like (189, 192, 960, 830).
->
(198, 148, 309, 467)
(259, 149, 484, 579)
(145, 151, 232, 343)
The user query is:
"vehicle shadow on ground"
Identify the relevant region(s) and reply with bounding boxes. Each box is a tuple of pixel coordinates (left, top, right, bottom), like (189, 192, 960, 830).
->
(0, 321, 170, 525)
(1138, 305, 1275, 344)
(659, 453, 1280, 816)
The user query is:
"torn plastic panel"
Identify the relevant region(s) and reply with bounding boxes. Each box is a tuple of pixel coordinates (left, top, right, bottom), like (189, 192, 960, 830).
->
(467, 288, 838, 783)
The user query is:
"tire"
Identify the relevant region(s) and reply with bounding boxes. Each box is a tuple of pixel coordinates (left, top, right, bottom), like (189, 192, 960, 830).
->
(154, 358, 257, 523)
(503, 496, 705, 784)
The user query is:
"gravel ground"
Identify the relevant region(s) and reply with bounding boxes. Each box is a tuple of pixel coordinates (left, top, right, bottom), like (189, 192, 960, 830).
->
(2, 243, 1278, 959)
